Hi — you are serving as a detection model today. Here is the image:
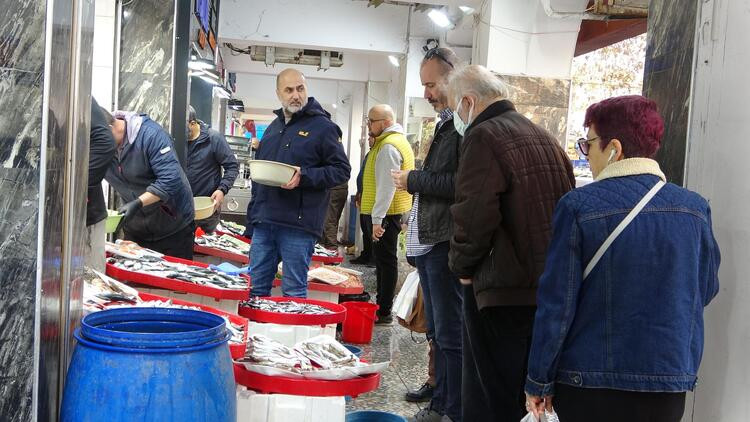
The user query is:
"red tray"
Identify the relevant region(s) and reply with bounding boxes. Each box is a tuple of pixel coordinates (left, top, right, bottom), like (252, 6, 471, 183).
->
(215, 230, 251, 243)
(233, 363, 380, 397)
(193, 244, 250, 264)
(238, 297, 346, 326)
(105, 256, 250, 300)
(138, 292, 248, 359)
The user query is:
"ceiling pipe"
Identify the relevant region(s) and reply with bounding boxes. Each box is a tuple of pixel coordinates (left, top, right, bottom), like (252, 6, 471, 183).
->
(540, 0, 608, 20)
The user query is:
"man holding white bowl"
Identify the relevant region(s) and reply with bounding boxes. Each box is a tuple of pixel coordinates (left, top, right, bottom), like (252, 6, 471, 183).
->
(247, 68, 351, 298)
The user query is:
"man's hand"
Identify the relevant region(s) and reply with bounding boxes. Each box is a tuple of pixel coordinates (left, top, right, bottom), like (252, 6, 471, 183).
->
(117, 198, 143, 221)
(459, 278, 472, 285)
(525, 393, 553, 419)
(210, 190, 225, 211)
(355, 193, 361, 209)
(281, 167, 301, 190)
(372, 224, 385, 241)
(391, 169, 410, 191)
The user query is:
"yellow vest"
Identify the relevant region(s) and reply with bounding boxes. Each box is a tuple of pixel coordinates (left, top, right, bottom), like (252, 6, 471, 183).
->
(361, 131, 415, 216)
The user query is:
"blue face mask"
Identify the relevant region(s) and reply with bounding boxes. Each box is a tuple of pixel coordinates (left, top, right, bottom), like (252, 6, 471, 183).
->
(453, 98, 474, 137)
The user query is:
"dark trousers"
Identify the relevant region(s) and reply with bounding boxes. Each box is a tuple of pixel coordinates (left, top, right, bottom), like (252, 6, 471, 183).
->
(321, 187, 348, 247)
(462, 284, 536, 422)
(555, 384, 686, 422)
(359, 213, 373, 260)
(125, 222, 196, 260)
(370, 214, 401, 316)
(416, 242, 463, 421)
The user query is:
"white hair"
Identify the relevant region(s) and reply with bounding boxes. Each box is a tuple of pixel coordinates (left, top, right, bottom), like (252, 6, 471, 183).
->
(447, 64, 511, 105)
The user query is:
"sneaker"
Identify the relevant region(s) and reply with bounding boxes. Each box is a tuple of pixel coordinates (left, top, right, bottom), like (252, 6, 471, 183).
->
(375, 313, 393, 325)
(408, 408, 443, 422)
(405, 382, 434, 403)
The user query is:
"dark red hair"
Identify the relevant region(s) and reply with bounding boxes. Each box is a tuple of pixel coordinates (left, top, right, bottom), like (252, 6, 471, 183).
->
(584, 95, 664, 158)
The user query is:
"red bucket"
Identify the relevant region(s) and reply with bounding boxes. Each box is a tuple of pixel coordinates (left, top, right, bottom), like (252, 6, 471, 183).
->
(341, 302, 379, 344)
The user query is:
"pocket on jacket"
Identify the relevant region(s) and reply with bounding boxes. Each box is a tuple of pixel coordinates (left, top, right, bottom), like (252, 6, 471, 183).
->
(474, 233, 529, 292)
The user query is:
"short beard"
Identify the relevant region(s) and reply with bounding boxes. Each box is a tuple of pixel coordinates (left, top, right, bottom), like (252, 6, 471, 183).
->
(283, 98, 308, 115)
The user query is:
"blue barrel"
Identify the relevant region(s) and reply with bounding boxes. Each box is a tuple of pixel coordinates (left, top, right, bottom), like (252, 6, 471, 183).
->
(61, 308, 236, 421)
(347, 410, 407, 421)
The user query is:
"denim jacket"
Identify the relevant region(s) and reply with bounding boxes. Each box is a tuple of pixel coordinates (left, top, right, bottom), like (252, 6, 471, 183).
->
(525, 158, 720, 396)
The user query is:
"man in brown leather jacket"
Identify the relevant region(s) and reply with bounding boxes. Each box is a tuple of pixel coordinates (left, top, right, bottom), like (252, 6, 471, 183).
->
(447, 65, 575, 421)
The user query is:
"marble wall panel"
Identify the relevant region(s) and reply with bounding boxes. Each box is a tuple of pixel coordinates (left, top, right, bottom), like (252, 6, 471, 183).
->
(501, 74, 572, 146)
(642, 0, 698, 185)
(0, 0, 48, 419)
(118, 0, 175, 129)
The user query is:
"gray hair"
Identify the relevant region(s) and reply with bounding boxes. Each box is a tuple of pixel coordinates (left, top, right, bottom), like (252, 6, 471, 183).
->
(447, 64, 511, 104)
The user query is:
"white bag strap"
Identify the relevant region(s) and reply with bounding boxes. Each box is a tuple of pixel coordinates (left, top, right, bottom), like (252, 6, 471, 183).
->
(583, 180, 666, 279)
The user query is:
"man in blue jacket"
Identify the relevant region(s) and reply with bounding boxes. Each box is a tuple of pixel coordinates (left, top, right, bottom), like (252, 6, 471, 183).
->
(187, 106, 239, 232)
(105, 110, 196, 259)
(248, 68, 351, 297)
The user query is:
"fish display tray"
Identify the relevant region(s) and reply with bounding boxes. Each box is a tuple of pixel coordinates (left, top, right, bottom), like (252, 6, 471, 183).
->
(232, 363, 380, 397)
(238, 297, 347, 326)
(193, 245, 250, 264)
(212, 232, 344, 264)
(106, 255, 251, 300)
(138, 292, 248, 359)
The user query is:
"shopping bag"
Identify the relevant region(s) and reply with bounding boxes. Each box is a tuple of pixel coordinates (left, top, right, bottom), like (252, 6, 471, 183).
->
(397, 283, 428, 333)
(520, 410, 560, 422)
(393, 271, 420, 319)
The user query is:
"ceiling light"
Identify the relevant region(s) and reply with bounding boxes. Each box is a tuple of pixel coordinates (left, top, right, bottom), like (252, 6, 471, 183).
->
(332, 103, 338, 109)
(428, 9, 451, 28)
(459, 6, 475, 14)
(388, 55, 400, 67)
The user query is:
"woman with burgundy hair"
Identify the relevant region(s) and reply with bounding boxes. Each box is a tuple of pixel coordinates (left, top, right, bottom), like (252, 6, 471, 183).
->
(523, 95, 721, 422)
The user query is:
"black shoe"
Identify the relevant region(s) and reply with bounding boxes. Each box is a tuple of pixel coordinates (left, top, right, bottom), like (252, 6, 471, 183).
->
(405, 382, 434, 403)
(351, 255, 375, 267)
(375, 313, 393, 325)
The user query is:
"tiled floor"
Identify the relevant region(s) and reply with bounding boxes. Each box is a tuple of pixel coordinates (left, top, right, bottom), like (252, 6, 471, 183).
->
(342, 258, 430, 419)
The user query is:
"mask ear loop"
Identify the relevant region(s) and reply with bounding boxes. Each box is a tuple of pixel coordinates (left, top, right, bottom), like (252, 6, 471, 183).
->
(607, 149, 616, 164)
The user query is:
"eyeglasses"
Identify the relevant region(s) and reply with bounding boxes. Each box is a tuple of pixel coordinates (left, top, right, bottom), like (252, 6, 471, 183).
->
(576, 136, 600, 156)
(366, 118, 385, 125)
(424, 48, 454, 69)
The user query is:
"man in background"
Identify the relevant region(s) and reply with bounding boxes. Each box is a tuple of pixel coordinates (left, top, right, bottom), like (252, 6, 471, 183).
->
(187, 106, 239, 232)
(360, 104, 415, 324)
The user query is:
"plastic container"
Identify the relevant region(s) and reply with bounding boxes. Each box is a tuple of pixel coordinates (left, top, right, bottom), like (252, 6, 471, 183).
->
(248, 159, 297, 186)
(344, 344, 363, 357)
(233, 363, 380, 397)
(346, 411, 407, 422)
(341, 302, 379, 344)
(104, 210, 123, 233)
(61, 308, 236, 422)
(238, 297, 346, 326)
(236, 387, 345, 422)
(194, 196, 215, 220)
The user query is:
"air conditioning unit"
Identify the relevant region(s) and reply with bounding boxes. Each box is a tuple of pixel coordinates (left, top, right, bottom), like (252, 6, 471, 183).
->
(250, 46, 344, 70)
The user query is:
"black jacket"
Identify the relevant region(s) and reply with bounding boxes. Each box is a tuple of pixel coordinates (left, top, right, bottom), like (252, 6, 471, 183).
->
(87, 99, 116, 226)
(449, 100, 575, 309)
(187, 123, 239, 197)
(105, 116, 195, 241)
(406, 118, 461, 244)
(248, 98, 351, 238)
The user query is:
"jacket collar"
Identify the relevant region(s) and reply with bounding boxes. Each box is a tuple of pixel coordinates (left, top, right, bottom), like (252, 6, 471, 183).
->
(374, 123, 405, 143)
(467, 99, 516, 133)
(595, 158, 667, 182)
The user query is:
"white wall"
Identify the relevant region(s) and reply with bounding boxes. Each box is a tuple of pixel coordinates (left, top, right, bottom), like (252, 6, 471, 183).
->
(92, 0, 116, 109)
(219, 0, 410, 54)
(475, 0, 586, 78)
(683, 0, 750, 420)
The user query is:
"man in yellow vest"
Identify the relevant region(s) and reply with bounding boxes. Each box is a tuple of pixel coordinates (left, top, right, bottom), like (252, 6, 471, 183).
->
(361, 104, 415, 324)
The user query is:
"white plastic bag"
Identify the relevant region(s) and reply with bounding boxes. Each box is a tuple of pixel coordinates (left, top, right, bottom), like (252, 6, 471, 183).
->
(393, 270, 420, 319)
(520, 410, 560, 422)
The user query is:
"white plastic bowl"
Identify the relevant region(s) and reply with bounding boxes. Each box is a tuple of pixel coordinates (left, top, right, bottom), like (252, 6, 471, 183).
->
(248, 160, 297, 187)
(194, 196, 215, 220)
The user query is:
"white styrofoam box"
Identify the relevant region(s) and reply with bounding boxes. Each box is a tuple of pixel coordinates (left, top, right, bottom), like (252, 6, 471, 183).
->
(132, 286, 240, 314)
(236, 386, 345, 422)
(248, 321, 336, 347)
(270, 286, 339, 304)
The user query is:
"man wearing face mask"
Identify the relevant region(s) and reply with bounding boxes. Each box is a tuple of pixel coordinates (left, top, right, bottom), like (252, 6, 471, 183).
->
(247, 68, 351, 298)
(361, 104, 415, 324)
(392, 47, 463, 422)
(446, 65, 575, 421)
(186, 106, 239, 232)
